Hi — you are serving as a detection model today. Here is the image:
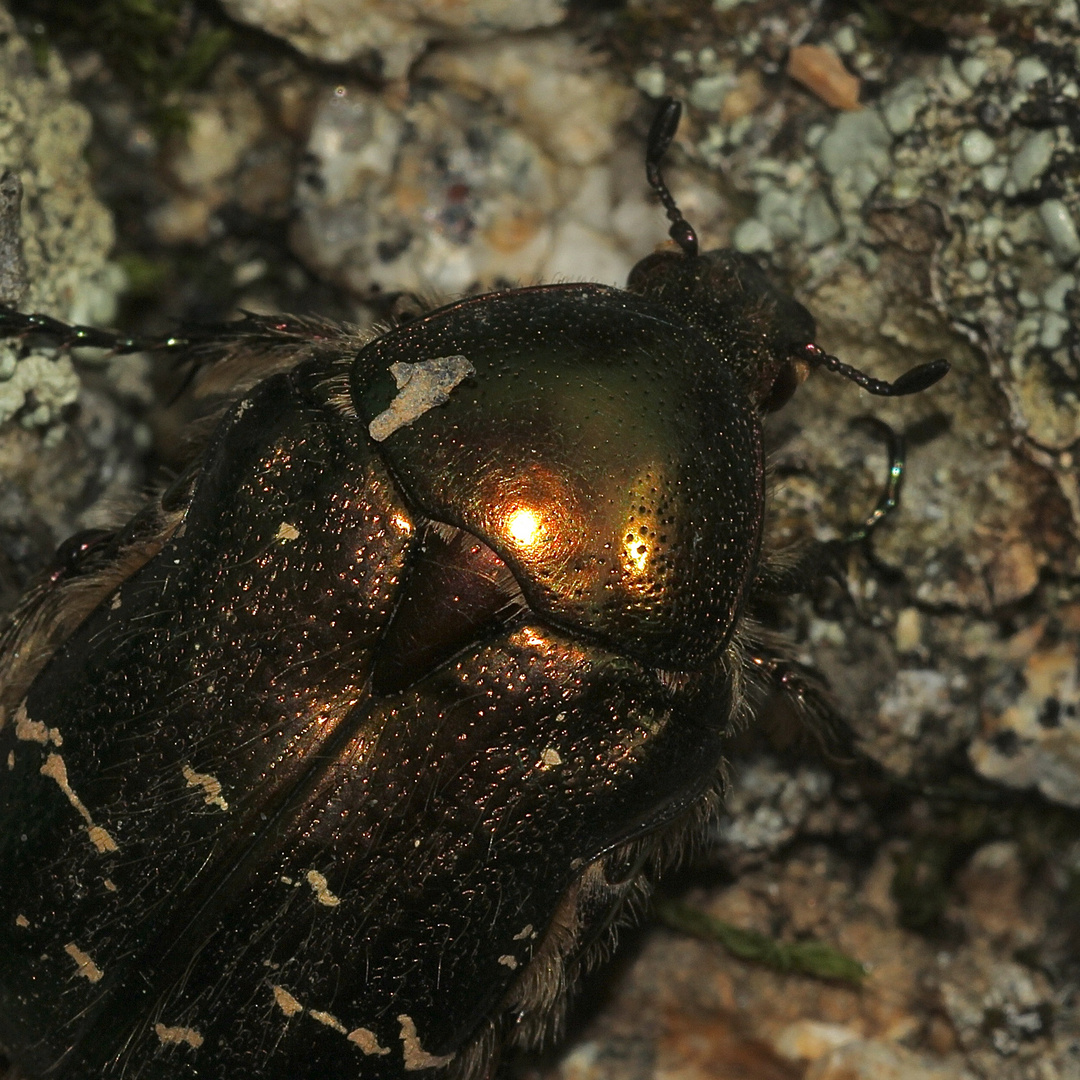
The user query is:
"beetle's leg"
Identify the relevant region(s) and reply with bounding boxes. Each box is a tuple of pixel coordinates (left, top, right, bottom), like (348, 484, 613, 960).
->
(740, 638, 858, 765)
(0, 305, 364, 395)
(753, 417, 906, 597)
(0, 304, 159, 352)
(0, 304, 349, 358)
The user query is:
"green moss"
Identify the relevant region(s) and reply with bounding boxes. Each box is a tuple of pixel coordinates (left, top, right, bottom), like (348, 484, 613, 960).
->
(116, 253, 170, 300)
(13, 0, 231, 138)
(655, 896, 867, 984)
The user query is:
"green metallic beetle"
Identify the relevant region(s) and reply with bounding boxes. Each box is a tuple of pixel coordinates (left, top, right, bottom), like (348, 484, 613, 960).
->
(0, 99, 946, 1080)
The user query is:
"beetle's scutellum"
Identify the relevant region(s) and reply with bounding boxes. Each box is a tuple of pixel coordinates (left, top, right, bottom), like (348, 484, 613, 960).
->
(0, 98, 947, 1080)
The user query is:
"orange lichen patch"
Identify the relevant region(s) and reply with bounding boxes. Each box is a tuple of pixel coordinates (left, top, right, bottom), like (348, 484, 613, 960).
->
(787, 45, 861, 111)
(484, 210, 544, 254)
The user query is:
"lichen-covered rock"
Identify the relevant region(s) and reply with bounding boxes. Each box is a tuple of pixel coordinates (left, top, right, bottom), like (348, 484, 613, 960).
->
(0, 6, 131, 606)
(218, 0, 568, 79)
(290, 38, 640, 299)
(971, 621, 1080, 807)
(0, 7, 120, 428)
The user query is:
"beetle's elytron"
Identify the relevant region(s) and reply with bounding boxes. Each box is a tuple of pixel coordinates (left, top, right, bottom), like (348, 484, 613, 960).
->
(0, 99, 946, 1080)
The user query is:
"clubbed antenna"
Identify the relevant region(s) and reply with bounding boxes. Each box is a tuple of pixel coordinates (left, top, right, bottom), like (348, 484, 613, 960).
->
(799, 342, 950, 397)
(645, 98, 699, 258)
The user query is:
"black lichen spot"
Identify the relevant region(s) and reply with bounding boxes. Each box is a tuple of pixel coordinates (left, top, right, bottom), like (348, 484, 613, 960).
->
(1038, 696, 1062, 729)
(991, 728, 1021, 757)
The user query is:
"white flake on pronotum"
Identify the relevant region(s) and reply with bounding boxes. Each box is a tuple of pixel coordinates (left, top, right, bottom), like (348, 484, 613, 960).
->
(154, 1024, 204, 1049)
(539, 747, 563, 768)
(498, 955, 519, 970)
(272, 984, 303, 1018)
(15, 914, 29, 928)
(103, 878, 117, 892)
(110, 592, 122, 610)
(14, 702, 62, 747)
(181, 763, 229, 811)
(64, 942, 103, 983)
(348, 1027, 391, 1056)
(398, 1014, 454, 1071)
(6, 750, 13, 770)
(39, 753, 118, 853)
(306, 869, 341, 907)
(235, 397, 253, 418)
(368, 356, 475, 442)
(274, 521, 300, 543)
(310, 1010, 347, 1034)
(513, 924, 537, 941)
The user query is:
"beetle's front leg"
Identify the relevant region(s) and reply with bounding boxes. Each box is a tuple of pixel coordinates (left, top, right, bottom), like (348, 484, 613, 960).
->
(754, 417, 909, 598)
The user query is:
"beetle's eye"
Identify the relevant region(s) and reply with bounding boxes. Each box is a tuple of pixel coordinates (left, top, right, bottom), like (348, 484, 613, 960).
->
(761, 361, 801, 412)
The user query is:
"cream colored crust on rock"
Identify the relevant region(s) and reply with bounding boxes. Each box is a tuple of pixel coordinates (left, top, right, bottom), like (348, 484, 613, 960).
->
(218, 0, 567, 78)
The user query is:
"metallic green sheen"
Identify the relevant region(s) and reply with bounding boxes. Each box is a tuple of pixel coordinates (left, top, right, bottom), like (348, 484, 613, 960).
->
(354, 284, 764, 670)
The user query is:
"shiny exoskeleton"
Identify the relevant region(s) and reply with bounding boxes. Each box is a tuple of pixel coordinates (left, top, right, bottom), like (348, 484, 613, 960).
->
(0, 99, 947, 1080)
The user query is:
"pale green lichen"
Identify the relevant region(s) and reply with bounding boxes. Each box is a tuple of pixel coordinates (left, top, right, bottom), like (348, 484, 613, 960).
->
(0, 7, 122, 429)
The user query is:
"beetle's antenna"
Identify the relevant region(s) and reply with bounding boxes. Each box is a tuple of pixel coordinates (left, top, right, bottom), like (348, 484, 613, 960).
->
(800, 342, 950, 397)
(646, 98, 699, 258)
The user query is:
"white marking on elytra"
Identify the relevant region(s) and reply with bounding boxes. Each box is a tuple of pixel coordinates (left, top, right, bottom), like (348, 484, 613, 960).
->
(368, 356, 475, 442)
(181, 764, 229, 811)
(103, 878, 117, 893)
(306, 870, 341, 907)
(498, 955, 518, 970)
(539, 747, 563, 768)
(154, 1024, 204, 1049)
(14, 702, 62, 747)
(39, 753, 118, 854)
(268, 982, 390, 1056)
(398, 1014, 454, 1071)
(64, 942, 103, 983)
(348, 1027, 390, 1056)
(513, 925, 537, 941)
(15, 914, 29, 928)
(274, 521, 300, 543)
(6, 750, 13, 770)
(272, 984, 303, 1018)
(310, 1010, 346, 1034)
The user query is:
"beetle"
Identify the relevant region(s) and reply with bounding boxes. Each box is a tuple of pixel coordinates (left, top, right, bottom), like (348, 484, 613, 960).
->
(0, 98, 947, 1080)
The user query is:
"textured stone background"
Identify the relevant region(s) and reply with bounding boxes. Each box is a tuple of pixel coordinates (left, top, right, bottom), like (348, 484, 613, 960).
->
(1, 2, 1079, 1078)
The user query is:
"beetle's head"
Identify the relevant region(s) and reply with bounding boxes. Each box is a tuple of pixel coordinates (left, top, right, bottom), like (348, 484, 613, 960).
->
(629, 98, 948, 411)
